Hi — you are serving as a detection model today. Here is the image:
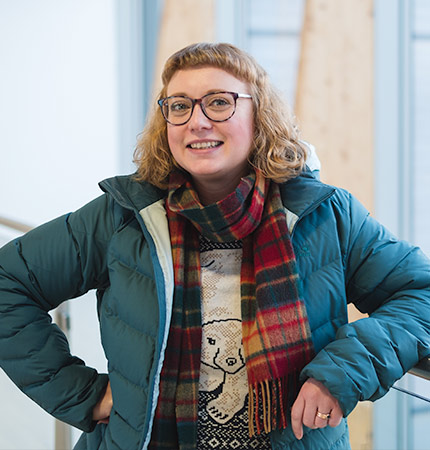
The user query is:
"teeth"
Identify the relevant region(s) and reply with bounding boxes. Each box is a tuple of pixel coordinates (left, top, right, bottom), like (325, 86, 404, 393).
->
(189, 141, 221, 149)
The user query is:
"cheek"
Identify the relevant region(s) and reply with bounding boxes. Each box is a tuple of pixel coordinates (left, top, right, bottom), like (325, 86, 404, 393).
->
(233, 109, 254, 144)
(234, 119, 254, 153)
(246, 121, 255, 146)
(166, 126, 175, 147)
(167, 127, 181, 156)
(246, 113, 255, 141)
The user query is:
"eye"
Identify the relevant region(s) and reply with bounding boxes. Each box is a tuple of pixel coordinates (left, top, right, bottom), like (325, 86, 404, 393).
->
(169, 100, 191, 115)
(210, 97, 229, 107)
(208, 337, 216, 345)
(205, 94, 233, 110)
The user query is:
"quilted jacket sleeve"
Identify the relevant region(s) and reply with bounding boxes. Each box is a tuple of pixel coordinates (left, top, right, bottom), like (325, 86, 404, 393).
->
(301, 191, 430, 417)
(0, 194, 115, 432)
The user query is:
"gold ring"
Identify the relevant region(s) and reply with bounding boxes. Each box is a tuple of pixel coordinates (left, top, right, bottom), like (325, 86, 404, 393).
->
(316, 411, 331, 421)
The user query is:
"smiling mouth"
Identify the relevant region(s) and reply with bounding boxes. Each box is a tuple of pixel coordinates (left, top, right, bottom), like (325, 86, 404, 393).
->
(187, 140, 223, 149)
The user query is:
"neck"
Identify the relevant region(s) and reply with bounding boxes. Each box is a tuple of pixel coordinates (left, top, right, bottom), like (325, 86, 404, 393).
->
(190, 164, 252, 205)
(193, 175, 245, 205)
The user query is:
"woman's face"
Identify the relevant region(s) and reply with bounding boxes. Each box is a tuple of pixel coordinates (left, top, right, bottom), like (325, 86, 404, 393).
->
(166, 67, 254, 197)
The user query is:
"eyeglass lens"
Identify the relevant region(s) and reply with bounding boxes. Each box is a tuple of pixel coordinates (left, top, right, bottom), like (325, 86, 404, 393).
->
(162, 92, 236, 125)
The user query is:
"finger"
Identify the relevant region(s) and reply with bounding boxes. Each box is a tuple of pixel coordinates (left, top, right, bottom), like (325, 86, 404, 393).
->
(302, 402, 318, 430)
(291, 395, 305, 440)
(327, 405, 343, 428)
(314, 398, 333, 428)
(314, 409, 331, 428)
(97, 417, 110, 424)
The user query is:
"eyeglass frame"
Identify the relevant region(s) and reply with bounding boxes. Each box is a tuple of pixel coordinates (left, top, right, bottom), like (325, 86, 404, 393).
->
(157, 91, 252, 126)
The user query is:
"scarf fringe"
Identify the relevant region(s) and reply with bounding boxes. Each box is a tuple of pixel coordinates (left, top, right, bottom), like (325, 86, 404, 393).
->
(248, 377, 290, 437)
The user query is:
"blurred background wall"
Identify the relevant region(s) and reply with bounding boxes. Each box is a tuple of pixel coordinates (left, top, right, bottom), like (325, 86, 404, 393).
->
(0, 0, 429, 449)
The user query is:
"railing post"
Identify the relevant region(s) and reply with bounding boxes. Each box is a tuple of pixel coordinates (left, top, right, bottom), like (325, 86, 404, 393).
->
(54, 303, 72, 450)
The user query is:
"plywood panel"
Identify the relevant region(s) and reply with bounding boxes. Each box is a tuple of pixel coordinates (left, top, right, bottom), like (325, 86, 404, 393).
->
(296, 2, 374, 449)
(296, 0, 374, 213)
(153, 0, 215, 94)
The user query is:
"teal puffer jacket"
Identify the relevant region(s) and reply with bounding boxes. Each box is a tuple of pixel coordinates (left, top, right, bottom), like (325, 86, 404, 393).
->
(0, 170, 429, 450)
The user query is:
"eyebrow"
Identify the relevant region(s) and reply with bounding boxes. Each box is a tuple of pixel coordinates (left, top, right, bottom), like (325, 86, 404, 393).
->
(166, 89, 230, 97)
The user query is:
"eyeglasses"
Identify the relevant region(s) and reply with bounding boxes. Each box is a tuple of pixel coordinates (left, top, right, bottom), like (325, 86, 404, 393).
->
(157, 91, 252, 126)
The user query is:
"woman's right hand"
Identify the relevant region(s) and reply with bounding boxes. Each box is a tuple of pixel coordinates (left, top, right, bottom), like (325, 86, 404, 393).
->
(92, 381, 113, 424)
(291, 378, 343, 440)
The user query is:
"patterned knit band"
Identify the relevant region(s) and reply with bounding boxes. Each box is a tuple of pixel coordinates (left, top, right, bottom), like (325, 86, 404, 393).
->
(149, 170, 315, 449)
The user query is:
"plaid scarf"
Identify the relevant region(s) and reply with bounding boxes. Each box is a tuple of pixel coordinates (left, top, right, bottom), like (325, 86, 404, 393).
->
(149, 169, 314, 449)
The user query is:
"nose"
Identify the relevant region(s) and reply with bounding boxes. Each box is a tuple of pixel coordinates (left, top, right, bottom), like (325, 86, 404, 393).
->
(226, 357, 237, 366)
(187, 102, 212, 130)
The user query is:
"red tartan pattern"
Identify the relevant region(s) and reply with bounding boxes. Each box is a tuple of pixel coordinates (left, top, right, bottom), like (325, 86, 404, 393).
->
(149, 170, 314, 448)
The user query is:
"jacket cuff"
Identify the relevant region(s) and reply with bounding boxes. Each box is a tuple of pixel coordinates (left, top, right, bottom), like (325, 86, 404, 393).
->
(48, 371, 110, 433)
(75, 373, 110, 432)
(300, 349, 361, 417)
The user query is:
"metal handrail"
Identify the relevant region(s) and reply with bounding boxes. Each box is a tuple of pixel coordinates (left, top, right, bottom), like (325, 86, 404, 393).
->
(393, 385, 430, 404)
(409, 356, 430, 381)
(0, 216, 33, 233)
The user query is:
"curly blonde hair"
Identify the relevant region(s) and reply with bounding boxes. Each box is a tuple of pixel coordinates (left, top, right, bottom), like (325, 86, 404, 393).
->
(134, 42, 307, 188)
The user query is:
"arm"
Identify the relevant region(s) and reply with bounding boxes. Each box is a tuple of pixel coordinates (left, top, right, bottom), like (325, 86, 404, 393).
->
(0, 194, 115, 431)
(300, 193, 430, 418)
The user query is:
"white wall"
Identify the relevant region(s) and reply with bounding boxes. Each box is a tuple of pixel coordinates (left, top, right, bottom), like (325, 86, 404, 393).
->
(0, 0, 119, 226)
(0, 1, 121, 448)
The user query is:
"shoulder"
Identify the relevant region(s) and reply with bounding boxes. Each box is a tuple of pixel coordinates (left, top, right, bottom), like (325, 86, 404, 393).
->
(280, 169, 368, 220)
(279, 169, 346, 221)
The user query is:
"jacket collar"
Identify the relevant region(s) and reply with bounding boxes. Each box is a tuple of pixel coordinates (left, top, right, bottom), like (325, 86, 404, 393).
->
(280, 168, 336, 220)
(99, 174, 166, 212)
(99, 168, 335, 218)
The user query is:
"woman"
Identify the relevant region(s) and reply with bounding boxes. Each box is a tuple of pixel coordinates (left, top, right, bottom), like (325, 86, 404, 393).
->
(0, 42, 429, 450)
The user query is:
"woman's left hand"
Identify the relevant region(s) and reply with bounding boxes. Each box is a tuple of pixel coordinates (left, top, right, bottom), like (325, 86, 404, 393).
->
(291, 377, 343, 440)
(92, 381, 113, 424)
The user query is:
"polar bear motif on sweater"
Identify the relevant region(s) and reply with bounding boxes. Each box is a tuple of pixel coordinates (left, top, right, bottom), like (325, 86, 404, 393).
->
(200, 318, 248, 424)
